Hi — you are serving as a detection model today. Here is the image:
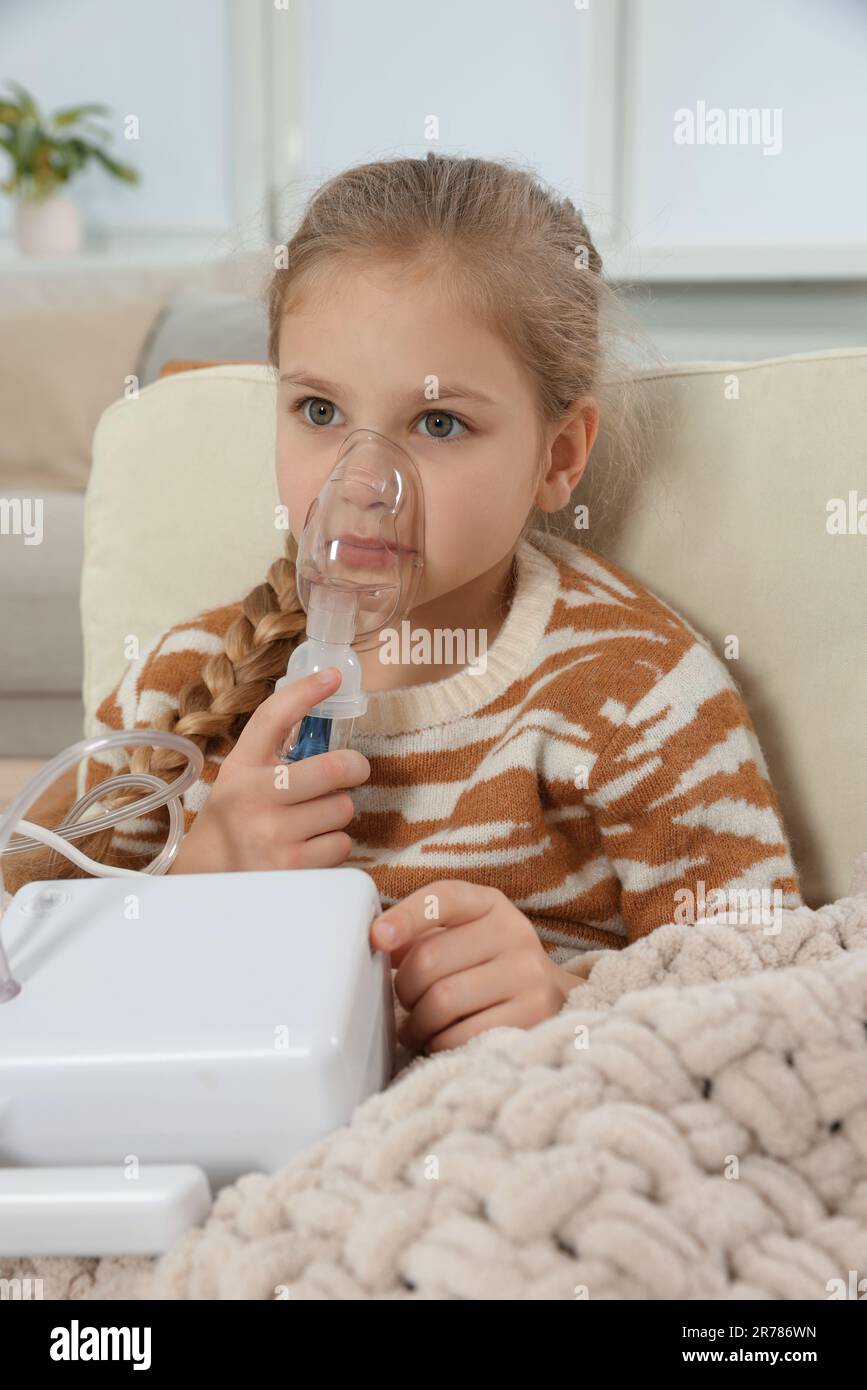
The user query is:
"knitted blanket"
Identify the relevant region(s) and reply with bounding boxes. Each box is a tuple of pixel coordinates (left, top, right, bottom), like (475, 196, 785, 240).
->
(5, 853, 867, 1301)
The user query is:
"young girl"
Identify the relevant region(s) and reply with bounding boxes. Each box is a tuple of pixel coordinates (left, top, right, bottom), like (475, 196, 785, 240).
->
(9, 154, 802, 1054)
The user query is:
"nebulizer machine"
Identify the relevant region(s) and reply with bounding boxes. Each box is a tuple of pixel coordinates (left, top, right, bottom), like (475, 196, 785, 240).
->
(0, 428, 425, 1257)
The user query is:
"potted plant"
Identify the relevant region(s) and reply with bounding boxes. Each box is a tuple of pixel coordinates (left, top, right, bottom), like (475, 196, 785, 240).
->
(0, 80, 140, 256)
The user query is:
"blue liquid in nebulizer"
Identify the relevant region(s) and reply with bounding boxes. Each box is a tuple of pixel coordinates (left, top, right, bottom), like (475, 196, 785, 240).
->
(275, 578, 381, 763)
(283, 713, 333, 762)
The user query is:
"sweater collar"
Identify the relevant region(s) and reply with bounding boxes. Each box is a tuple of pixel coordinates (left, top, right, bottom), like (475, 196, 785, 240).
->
(353, 530, 562, 737)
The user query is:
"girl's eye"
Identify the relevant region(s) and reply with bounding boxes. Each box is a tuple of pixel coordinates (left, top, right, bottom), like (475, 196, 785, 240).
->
(416, 410, 468, 443)
(292, 396, 469, 444)
(293, 397, 345, 428)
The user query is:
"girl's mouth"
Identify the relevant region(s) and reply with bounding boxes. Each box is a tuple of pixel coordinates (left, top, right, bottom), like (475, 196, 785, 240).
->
(332, 533, 411, 569)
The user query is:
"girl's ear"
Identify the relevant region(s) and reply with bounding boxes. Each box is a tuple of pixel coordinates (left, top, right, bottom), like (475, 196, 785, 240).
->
(579, 396, 601, 458)
(535, 397, 599, 512)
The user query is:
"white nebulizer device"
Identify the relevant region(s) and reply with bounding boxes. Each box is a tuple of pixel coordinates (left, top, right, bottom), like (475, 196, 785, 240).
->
(0, 427, 425, 1261)
(276, 427, 425, 761)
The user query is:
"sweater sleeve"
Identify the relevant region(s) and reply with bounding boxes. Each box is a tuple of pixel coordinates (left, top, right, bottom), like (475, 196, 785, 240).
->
(582, 637, 803, 944)
(74, 644, 175, 874)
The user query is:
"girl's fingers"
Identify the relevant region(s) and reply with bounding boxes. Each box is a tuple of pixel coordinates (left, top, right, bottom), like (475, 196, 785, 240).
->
(269, 746, 370, 805)
(394, 919, 497, 1008)
(386, 924, 442, 971)
(399, 956, 516, 1051)
(371, 878, 499, 952)
(293, 830, 353, 870)
(424, 993, 549, 1054)
(284, 788, 356, 840)
(231, 668, 341, 766)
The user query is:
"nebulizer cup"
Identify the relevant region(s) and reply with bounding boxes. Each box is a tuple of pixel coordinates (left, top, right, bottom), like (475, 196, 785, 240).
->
(276, 428, 425, 762)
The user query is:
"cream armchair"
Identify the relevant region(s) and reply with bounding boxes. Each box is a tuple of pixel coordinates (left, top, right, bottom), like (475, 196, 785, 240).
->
(81, 353, 867, 908)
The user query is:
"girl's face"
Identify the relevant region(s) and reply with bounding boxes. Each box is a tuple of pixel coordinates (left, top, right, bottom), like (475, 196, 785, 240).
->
(275, 259, 591, 614)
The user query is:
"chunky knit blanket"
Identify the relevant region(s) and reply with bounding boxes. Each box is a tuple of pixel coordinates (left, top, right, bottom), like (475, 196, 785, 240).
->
(5, 853, 867, 1301)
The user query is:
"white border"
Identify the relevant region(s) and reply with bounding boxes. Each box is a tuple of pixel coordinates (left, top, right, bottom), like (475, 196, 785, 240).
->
(587, 0, 867, 283)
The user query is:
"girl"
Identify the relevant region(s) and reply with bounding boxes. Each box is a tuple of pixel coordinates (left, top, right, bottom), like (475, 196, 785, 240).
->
(9, 154, 802, 1054)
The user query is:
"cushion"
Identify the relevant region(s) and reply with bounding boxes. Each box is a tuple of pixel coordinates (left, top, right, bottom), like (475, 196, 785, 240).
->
(158, 359, 266, 378)
(0, 302, 159, 492)
(558, 346, 867, 908)
(136, 287, 269, 388)
(83, 365, 283, 734)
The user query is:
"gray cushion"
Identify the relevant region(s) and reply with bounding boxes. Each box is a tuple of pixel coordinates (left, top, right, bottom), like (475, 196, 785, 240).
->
(136, 286, 269, 387)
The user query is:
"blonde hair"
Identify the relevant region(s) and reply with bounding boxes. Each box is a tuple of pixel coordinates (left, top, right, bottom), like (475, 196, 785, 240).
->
(17, 152, 655, 883)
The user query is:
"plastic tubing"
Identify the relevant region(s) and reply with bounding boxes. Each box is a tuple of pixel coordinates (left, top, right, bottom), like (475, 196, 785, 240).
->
(0, 729, 205, 1002)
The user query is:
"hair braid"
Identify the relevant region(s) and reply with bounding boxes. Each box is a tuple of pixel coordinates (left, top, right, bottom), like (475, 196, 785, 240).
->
(128, 533, 307, 783)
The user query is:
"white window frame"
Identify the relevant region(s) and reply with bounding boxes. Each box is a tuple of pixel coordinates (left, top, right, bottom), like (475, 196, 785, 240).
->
(231, 0, 304, 246)
(0, 0, 302, 266)
(586, 0, 867, 282)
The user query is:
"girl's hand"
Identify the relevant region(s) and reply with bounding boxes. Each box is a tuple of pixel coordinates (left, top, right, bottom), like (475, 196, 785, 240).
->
(370, 880, 582, 1054)
(167, 667, 370, 874)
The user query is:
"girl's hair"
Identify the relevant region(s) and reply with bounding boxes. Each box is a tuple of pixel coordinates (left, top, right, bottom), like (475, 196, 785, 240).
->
(21, 152, 657, 883)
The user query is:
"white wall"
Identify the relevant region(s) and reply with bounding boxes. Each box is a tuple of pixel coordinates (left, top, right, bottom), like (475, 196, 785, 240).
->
(290, 0, 593, 209)
(0, 0, 234, 235)
(628, 0, 867, 249)
(1, 0, 865, 358)
(281, 0, 867, 358)
(4, 0, 865, 260)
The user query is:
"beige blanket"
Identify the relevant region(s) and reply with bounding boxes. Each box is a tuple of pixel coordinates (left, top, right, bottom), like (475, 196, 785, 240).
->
(4, 854, 867, 1301)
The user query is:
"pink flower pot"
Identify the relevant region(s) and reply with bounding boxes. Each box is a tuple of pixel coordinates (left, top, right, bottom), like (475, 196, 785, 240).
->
(14, 193, 82, 257)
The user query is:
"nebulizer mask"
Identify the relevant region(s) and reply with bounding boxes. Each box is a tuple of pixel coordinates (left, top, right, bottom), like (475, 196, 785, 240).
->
(276, 427, 425, 761)
(0, 427, 424, 1257)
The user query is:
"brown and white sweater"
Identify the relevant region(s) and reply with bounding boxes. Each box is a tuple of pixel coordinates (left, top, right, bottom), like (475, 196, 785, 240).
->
(58, 528, 803, 959)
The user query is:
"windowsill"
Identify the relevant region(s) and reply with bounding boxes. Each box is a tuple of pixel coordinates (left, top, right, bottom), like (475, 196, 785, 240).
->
(0, 232, 271, 271)
(2, 232, 864, 284)
(600, 241, 867, 284)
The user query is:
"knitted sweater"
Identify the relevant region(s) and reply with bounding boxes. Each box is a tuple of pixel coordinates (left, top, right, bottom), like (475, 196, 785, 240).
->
(64, 528, 802, 960)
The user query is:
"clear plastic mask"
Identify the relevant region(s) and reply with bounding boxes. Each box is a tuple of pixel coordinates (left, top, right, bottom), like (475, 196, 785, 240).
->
(294, 427, 425, 651)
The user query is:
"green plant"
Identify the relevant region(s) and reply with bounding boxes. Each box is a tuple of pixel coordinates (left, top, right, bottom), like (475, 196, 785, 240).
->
(0, 80, 139, 201)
